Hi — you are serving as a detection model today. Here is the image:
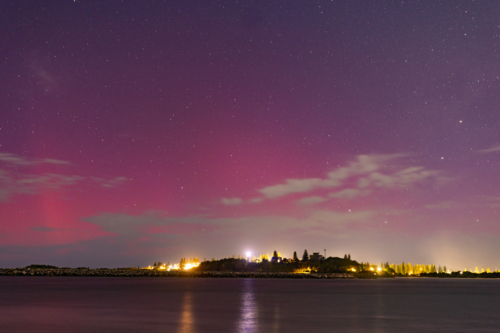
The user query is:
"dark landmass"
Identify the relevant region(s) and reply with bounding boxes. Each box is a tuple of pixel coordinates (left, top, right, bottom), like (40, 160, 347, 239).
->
(1, 260, 497, 279)
(195, 257, 365, 273)
(25, 265, 58, 269)
(0, 267, 353, 279)
(419, 271, 500, 278)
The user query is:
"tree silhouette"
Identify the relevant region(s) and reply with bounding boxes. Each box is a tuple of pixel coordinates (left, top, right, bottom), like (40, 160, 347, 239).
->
(302, 249, 309, 261)
(293, 251, 298, 262)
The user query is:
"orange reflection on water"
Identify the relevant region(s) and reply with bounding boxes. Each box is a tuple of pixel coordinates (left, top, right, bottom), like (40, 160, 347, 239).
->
(177, 292, 194, 333)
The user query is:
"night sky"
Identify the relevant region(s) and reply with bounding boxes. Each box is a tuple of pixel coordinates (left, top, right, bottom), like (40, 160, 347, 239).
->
(1, 0, 500, 269)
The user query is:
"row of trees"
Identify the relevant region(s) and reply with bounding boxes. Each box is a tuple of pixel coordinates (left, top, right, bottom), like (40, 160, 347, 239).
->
(464, 267, 497, 273)
(153, 261, 168, 267)
(152, 258, 201, 269)
(383, 262, 446, 275)
(209, 250, 350, 263)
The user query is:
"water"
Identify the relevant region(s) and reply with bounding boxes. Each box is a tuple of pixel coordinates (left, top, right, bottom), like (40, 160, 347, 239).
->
(1, 277, 499, 332)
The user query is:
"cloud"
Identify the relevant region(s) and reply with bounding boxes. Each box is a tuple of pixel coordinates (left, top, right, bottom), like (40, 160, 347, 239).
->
(0, 153, 70, 166)
(0, 152, 126, 201)
(329, 189, 370, 199)
(425, 201, 459, 210)
(91, 176, 128, 188)
(362, 167, 440, 189)
(102, 177, 128, 188)
(83, 208, 379, 242)
(221, 197, 243, 205)
(30, 226, 57, 232)
(297, 196, 327, 205)
(42, 158, 71, 165)
(82, 212, 223, 242)
(259, 177, 330, 199)
(257, 154, 439, 199)
(0, 171, 84, 201)
(478, 145, 500, 153)
(147, 224, 220, 235)
(311, 210, 374, 224)
(480, 197, 500, 209)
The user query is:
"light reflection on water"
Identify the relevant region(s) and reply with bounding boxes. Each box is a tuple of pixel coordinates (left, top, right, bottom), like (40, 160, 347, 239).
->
(1, 277, 500, 332)
(237, 279, 259, 332)
(177, 292, 194, 333)
(271, 304, 280, 333)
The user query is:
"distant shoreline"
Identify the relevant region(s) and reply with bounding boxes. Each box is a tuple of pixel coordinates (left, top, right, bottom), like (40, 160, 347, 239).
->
(2, 268, 499, 279)
(0, 268, 355, 279)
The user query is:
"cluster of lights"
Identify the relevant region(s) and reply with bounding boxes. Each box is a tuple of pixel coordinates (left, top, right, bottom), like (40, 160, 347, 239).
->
(368, 267, 382, 272)
(147, 262, 200, 271)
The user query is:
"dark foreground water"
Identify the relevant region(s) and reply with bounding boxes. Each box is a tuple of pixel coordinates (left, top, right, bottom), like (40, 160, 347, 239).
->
(1, 277, 499, 332)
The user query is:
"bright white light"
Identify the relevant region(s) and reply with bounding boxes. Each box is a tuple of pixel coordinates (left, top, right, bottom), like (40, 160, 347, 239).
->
(246, 251, 251, 258)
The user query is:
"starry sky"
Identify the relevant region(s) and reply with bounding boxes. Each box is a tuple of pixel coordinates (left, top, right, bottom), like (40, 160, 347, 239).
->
(1, 0, 500, 269)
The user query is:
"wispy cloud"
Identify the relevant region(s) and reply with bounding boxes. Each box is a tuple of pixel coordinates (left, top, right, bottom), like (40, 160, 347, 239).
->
(82, 212, 219, 237)
(257, 154, 440, 200)
(0, 171, 84, 201)
(0, 152, 126, 201)
(297, 196, 327, 205)
(359, 167, 439, 189)
(0, 153, 70, 166)
(425, 201, 460, 210)
(91, 176, 128, 188)
(329, 188, 370, 199)
(42, 158, 71, 165)
(221, 197, 243, 205)
(483, 197, 500, 208)
(311, 210, 375, 225)
(84, 208, 381, 239)
(478, 145, 500, 153)
(30, 226, 57, 232)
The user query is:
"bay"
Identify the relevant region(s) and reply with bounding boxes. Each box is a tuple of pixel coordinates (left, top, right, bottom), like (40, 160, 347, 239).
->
(0, 277, 499, 332)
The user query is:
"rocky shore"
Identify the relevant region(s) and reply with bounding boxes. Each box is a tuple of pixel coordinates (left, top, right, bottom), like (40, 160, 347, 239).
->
(0, 268, 354, 279)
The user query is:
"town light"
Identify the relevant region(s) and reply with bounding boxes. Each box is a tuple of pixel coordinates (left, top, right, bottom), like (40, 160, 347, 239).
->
(183, 262, 200, 270)
(246, 251, 251, 259)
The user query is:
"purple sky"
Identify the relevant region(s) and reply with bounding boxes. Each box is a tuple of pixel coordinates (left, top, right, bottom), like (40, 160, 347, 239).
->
(1, 0, 500, 270)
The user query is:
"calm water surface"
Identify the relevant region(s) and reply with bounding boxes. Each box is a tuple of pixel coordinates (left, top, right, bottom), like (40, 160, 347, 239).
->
(0, 277, 499, 332)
